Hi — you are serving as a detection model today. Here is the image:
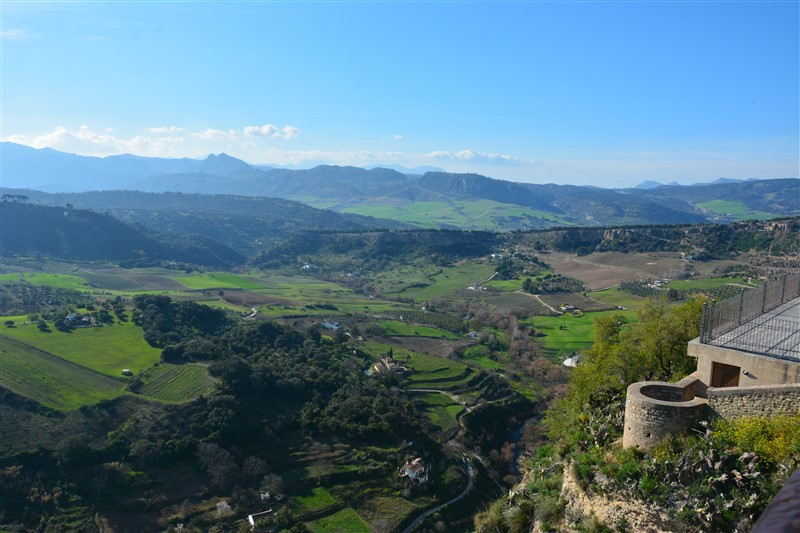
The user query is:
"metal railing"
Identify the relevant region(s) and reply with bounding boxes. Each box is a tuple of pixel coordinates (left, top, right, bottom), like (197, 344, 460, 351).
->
(700, 271, 800, 345)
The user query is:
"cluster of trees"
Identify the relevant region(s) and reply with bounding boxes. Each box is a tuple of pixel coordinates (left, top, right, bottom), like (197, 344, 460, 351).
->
(542, 298, 703, 449)
(132, 295, 432, 446)
(254, 229, 503, 271)
(0, 281, 94, 315)
(521, 273, 584, 295)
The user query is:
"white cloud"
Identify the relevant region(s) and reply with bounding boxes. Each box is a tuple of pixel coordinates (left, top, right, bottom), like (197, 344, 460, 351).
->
(192, 128, 238, 140)
(425, 149, 524, 165)
(394, 134, 405, 141)
(0, 29, 27, 40)
(244, 123, 301, 139)
(5, 126, 190, 158)
(282, 125, 301, 139)
(244, 124, 279, 137)
(148, 126, 184, 133)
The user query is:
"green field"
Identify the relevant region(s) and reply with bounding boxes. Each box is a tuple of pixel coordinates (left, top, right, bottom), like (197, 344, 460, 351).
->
(0, 319, 162, 376)
(0, 273, 92, 291)
(530, 309, 637, 361)
(695, 200, 777, 221)
(138, 363, 217, 402)
(395, 262, 496, 301)
(379, 320, 459, 339)
(306, 508, 371, 533)
(291, 486, 339, 514)
(413, 392, 462, 433)
(340, 199, 570, 230)
(0, 336, 125, 410)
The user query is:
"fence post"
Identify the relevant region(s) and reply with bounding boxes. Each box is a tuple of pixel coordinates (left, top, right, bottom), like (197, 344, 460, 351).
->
(761, 282, 768, 314)
(737, 289, 745, 326)
(699, 301, 707, 343)
(708, 299, 716, 340)
(781, 275, 787, 304)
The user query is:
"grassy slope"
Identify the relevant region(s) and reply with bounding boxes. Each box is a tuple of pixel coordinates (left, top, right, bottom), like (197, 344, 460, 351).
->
(138, 364, 218, 402)
(0, 335, 125, 410)
(696, 200, 776, 220)
(1, 319, 161, 376)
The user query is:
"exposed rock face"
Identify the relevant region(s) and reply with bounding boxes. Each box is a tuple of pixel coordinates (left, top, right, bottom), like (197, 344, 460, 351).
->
(556, 462, 682, 533)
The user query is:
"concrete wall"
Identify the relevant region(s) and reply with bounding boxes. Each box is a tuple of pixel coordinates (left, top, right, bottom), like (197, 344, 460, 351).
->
(623, 376, 709, 450)
(688, 338, 800, 387)
(708, 383, 800, 419)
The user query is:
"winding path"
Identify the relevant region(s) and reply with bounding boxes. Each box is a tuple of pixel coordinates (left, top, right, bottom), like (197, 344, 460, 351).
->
(401, 457, 474, 533)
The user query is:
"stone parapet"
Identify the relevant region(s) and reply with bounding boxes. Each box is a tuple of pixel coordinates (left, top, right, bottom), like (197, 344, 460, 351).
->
(707, 383, 800, 419)
(623, 377, 709, 450)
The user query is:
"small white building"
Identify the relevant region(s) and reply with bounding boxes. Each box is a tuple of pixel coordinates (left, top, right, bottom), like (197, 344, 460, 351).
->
(400, 457, 428, 484)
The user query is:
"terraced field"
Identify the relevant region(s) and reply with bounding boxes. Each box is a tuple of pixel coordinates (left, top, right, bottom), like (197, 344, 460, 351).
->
(412, 392, 462, 434)
(138, 363, 217, 402)
(403, 355, 475, 390)
(0, 336, 125, 410)
(384, 336, 474, 358)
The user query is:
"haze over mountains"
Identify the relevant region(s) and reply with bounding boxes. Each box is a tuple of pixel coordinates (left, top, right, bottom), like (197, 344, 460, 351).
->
(3, 142, 798, 231)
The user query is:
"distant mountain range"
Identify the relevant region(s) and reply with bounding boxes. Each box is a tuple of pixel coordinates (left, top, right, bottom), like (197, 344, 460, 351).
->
(635, 177, 754, 189)
(3, 142, 798, 230)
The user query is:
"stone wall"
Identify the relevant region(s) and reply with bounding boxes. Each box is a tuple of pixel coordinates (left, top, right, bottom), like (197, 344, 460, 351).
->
(708, 383, 800, 419)
(622, 376, 709, 450)
(688, 338, 800, 387)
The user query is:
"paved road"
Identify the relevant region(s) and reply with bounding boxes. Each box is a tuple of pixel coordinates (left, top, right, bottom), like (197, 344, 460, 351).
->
(402, 457, 474, 533)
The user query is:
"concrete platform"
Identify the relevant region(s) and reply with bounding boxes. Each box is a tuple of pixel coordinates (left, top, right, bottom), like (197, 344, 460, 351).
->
(708, 297, 800, 361)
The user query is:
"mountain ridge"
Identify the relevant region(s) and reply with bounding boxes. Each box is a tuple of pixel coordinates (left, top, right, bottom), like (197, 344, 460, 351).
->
(4, 143, 798, 229)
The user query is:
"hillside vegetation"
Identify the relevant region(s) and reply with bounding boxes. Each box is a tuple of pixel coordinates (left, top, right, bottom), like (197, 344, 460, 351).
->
(475, 299, 800, 533)
(0, 201, 243, 267)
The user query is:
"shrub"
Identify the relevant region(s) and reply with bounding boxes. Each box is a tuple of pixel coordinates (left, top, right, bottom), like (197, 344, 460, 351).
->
(712, 414, 800, 465)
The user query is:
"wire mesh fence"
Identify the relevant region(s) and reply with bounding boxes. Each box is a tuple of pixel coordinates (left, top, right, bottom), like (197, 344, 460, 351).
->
(700, 272, 800, 347)
(704, 315, 800, 360)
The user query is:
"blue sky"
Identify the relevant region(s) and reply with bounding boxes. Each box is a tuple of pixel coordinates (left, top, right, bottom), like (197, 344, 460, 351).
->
(2, 1, 798, 187)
